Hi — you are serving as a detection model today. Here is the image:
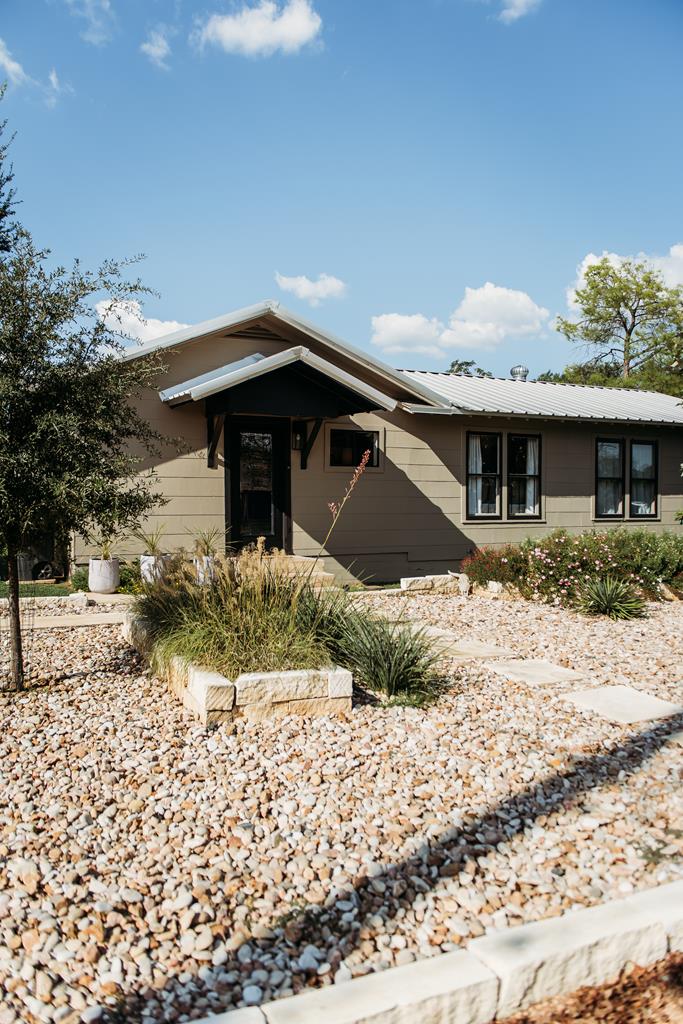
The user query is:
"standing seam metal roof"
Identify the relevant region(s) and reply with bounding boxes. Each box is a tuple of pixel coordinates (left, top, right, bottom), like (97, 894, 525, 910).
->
(401, 370, 683, 424)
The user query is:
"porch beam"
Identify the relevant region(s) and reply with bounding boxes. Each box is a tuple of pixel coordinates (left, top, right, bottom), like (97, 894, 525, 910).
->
(207, 413, 226, 469)
(301, 417, 323, 470)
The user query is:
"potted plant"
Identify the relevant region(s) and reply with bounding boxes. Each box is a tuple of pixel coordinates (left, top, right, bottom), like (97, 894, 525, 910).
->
(191, 527, 222, 584)
(88, 532, 120, 594)
(135, 524, 170, 584)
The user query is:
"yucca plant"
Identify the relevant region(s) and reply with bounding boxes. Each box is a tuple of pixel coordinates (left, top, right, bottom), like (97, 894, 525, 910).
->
(577, 575, 646, 621)
(331, 613, 441, 702)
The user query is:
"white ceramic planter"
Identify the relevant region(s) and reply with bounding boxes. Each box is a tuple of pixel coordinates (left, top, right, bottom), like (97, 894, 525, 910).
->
(88, 557, 120, 594)
(140, 553, 171, 584)
(193, 555, 216, 585)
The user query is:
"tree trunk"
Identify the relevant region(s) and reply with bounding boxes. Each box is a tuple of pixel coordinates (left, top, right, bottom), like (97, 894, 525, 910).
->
(6, 545, 24, 691)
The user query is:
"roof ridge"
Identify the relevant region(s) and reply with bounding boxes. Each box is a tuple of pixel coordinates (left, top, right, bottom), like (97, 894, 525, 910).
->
(403, 368, 678, 398)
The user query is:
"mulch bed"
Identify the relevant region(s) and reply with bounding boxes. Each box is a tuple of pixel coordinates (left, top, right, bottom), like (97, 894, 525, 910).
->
(501, 954, 683, 1024)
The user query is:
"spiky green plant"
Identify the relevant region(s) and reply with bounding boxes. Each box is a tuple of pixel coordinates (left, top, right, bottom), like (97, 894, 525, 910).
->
(134, 552, 441, 701)
(577, 575, 646, 621)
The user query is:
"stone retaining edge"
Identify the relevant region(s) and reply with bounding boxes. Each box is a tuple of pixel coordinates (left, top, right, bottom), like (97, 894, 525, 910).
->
(121, 614, 353, 725)
(189, 880, 683, 1024)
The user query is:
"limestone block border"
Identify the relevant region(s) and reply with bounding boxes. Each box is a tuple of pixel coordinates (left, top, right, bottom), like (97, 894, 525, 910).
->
(121, 613, 352, 725)
(191, 880, 683, 1024)
(400, 572, 470, 594)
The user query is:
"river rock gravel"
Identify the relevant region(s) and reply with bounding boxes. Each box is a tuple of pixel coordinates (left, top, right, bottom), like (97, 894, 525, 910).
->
(0, 594, 681, 1023)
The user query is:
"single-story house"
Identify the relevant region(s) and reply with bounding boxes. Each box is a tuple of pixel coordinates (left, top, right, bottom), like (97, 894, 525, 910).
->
(76, 300, 683, 582)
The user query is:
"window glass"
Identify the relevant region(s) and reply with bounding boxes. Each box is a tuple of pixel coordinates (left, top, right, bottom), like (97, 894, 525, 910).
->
(329, 429, 379, 467)
(239, 431, 274, 536)
(597, 441, 622, 477)
(630, 442, 657, 517)
(508, 435, 541, 517)
(467, 433, 501, 517)
(596, 440, 623, 517)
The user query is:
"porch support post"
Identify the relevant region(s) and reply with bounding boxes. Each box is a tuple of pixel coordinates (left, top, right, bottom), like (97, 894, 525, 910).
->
(301, 417, 323, 470)
(207, 413, 226, 469)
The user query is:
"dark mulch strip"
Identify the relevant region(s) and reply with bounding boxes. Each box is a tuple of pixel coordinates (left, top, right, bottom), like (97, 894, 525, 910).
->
(500, 954, 683, 1024)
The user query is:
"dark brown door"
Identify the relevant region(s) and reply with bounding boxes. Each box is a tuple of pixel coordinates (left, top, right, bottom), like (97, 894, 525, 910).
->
(226, 418, 290, 550)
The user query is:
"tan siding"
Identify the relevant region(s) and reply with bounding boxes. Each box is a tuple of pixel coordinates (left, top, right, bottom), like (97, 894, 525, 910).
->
(76, 329, 683, 582)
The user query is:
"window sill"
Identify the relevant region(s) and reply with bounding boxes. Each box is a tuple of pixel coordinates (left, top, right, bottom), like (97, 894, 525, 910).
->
(465, 518, 547, 526)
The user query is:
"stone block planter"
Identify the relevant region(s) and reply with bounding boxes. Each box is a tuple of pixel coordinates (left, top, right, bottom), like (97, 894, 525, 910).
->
(122, 614, 352, 725)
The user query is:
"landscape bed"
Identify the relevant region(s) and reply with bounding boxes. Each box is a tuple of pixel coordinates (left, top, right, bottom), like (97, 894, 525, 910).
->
(0, 592, 681, 1022)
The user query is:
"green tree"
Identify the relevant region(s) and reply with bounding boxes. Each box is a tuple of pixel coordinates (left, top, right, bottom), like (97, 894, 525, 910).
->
(0, 231, 166, 691)
(0, 84, 17, 252)
(556, 256, 683, 382)
(448, 358, 493, 377)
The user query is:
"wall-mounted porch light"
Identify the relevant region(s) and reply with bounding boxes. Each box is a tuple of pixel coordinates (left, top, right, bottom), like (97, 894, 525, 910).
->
(292, 421, 307, 451)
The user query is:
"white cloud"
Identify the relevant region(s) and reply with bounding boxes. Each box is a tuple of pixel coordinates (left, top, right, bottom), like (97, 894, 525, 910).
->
(196, 0, 322, 57)
(371, 313, 445, 357)
(96, 300, 189, 344)
(441, 282, 549, 349)
(499, 0, 543, 23)
(372, 282, 549, 356)
(141, 28, 172, 70)
(566, 243, 683, 310)
(275, 271, 346, 306)
(64, 0, 115, 46)
(0, 37, 31, 87)
(45, 68, 74, 108)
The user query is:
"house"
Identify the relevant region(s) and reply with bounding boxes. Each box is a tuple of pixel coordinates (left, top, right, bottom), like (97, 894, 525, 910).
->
(76, 300, 683, 582)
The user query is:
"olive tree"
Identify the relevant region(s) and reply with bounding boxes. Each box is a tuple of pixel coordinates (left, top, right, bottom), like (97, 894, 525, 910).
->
(0, 231, 166, 690)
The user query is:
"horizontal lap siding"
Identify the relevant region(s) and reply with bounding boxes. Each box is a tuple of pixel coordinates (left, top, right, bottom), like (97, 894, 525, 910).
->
(76, 328, 683, 581)
(292, 411, 683, 581)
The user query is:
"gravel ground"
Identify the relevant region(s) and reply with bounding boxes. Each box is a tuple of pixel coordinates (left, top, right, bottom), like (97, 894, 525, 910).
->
(0, 594, 681, 1023)
(500, 953, 683, 1023)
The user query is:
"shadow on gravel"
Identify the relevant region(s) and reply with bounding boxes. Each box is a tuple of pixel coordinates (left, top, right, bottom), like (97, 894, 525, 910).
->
(114, 712, 683, 1022)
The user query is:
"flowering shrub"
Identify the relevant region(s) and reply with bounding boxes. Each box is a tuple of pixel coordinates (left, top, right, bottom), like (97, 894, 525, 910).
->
(461, 529, 683, 606)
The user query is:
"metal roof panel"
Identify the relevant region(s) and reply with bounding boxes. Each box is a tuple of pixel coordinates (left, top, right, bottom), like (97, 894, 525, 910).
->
(401, 371, 683, 425)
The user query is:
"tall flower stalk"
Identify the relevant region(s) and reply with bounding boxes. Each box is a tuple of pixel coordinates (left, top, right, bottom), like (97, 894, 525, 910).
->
(310, 449, 371, 574)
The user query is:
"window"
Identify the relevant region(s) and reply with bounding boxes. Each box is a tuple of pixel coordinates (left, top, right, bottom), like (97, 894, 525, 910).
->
(508, 435, 541, 517)
(596, 439, 624, 517)
(630, 441, 657, 517)
(467, 432, 501, 518)
(329, 429, 379, 468)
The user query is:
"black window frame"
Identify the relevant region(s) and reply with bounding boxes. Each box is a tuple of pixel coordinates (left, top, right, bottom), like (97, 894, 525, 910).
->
(328, 427, 380, 469)
(595, 438, 625, 519)
(507, 433, 542, 520)
(629, 439, 658, 519)
(466, 431, 502, 520)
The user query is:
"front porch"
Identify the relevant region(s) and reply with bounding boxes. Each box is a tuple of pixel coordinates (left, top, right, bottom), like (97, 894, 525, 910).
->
(160, 345, 399, 557)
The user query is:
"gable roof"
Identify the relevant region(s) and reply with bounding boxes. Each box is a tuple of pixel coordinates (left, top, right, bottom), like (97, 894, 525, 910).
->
(124, 299, 450, 410)
(159, 346, 398, 412)
(125, 299, 683, 426)
(402, 370, 683, 425)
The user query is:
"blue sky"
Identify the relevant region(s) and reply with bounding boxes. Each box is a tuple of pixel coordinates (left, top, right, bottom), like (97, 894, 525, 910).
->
(2, 0, 683, 375)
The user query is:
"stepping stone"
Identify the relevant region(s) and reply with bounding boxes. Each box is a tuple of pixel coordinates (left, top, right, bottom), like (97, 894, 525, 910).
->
(417, 626, 515, 659)
(484, 659, 585, 687)
(564, 685, 683, 725)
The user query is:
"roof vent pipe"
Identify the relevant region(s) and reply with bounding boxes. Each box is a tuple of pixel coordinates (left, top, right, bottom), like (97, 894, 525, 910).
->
(510, 365, 529, 381)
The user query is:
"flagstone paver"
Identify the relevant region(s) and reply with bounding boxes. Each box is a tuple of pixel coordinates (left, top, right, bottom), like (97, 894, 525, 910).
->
(564, 685, 683, 725)
(419, 626, 516, 660)
(483, 659, 585, 687)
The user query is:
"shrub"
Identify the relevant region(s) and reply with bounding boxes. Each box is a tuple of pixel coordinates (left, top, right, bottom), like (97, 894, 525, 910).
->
(117, 559, 143, 595)
(461, 528, 683, 607)
(332, 614, 440, 703)
(577, 576, 646, 620)
(70, 566, 89, 591)
(134, 548, 440, 701)
(137, 556, 330, 679)
(461, 543, 527, 587)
